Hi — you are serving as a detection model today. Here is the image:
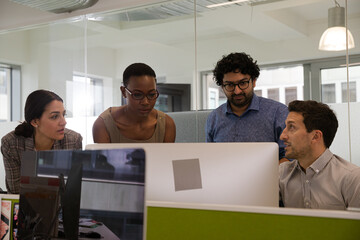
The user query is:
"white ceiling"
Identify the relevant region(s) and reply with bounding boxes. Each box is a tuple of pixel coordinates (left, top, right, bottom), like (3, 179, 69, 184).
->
(1, 0, 359, 62)
(78, 0, 360, 48)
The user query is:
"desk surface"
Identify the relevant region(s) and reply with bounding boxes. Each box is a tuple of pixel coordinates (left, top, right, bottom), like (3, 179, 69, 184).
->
(54, 225, 120, 240)
(79, 225, 120, 240)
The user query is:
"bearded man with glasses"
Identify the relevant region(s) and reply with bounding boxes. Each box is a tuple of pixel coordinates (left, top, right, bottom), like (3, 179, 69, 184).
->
(93, 63, 176, 143)
(206, 52, 289, 163)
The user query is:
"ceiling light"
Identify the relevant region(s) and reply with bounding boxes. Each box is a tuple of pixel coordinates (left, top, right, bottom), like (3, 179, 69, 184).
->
(207, 0, 249, 8)
(319, 2, 355, 51)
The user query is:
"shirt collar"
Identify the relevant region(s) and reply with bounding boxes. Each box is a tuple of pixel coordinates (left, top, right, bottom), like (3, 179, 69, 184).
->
(294, 148, 333, 174)
(224, 94, 259, 115)
(309, 148, 333, 173)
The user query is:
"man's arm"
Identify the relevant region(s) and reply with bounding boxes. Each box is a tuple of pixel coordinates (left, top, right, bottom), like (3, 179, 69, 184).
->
(345, 168, 360, 208)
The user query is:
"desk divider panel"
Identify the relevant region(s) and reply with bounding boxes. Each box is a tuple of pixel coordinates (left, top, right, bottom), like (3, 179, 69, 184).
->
(146, 203, 360, 240)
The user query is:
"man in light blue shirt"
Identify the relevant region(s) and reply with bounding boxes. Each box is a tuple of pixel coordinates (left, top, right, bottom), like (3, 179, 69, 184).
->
(205, 52, 288, 162)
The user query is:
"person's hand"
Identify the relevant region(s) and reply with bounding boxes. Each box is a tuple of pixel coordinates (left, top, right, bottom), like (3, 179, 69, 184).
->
(279, 158, 289, 164)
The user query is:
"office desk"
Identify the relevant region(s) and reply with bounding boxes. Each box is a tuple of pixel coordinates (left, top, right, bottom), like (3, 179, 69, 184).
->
(54, 225, 120, 240)
(146, 201, 360, 240)
(79, 225, 120, 240)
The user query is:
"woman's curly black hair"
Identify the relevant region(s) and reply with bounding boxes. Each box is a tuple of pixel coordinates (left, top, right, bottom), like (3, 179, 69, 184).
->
(213, 52, 260, 86)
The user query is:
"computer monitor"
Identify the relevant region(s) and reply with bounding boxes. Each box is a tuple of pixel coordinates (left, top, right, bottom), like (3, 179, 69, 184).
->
(86, 142, 279, 207)
(20, 148, 146, 240)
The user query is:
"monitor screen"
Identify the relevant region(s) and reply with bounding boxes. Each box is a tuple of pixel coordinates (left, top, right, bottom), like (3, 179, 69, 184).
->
(86, 142, 279, 207)
(20, 148, 146, 240)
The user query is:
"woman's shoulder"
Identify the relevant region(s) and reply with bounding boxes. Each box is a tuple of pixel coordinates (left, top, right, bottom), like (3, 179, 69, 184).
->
(64, 128, 82, 140)
(61, 128, 83, 149)
(1, 130, 22, 144)
(156, 109, 166, 118)
(1, 131, 30, 152)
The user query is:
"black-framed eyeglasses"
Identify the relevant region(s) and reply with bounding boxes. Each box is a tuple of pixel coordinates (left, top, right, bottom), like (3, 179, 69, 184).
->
(125, 87, 159, 100)
(222, 79, 251, 92)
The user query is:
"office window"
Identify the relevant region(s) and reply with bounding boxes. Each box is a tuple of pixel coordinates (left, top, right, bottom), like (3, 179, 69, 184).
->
(208, 88, 219, 109)
(257, 65, 304, 104)
(0, 67, 9, 122)
(66, 75, 104, 117)
(267, 88, 279, 102)
(321, 84, 336, 104)
(341, 82, 356, 103)
(254, 89, 262, 97)
(285, 87, 297, 105)
(321, 66, 360, 104)
(0, 63, 21, 122)
(201, 65, 303, 108)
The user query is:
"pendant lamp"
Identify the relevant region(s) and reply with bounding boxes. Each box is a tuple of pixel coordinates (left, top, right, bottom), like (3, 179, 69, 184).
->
(319, 3, 355, 51)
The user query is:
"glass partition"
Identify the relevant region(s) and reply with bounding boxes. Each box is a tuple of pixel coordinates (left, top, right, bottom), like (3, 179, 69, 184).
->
(86, 2, 196, 111)
(0, 0, 360, 184)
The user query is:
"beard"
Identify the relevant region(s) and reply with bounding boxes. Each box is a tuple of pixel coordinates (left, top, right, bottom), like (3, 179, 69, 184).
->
(229, 90, 254, 109)
(284, 143, 310, 161)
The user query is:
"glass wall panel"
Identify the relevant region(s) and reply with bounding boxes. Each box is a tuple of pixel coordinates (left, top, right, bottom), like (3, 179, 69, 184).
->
(341, 81, 356, 103)
(86, 2, 196, 113)
(0, 0, 359, 176)
(0, 66, 10, 121)
(196, 0, 360, 166)
(346, 0, 360, 166)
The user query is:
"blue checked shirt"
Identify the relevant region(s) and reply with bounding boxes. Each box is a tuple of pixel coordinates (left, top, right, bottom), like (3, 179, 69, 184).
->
(206, 94, 288, 160)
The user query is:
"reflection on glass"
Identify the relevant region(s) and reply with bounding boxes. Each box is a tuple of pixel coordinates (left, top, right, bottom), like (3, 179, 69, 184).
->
(202, 64, 304, 108)
(267, 88, 279, 102)
(254, 89, 262, 97)
(321, 66, 360, 103)
(0, 67, 9, 121)
(67, 75, 104, 117)
(285, 87, 297, 106)
(341, 82, 356, 103)
(322, 84, 336, 103)
(37, 149, 145, 184)
(0, 0, 358, 159)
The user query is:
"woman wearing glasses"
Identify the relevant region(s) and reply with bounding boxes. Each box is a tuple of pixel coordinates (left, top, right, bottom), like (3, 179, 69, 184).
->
(92, 63, 176, 143)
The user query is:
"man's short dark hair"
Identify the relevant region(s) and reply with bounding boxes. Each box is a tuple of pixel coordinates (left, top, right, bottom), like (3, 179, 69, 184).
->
(212, 52, 260, 86)
(288, 100, 338, 148)
(123, 63, 156, 87)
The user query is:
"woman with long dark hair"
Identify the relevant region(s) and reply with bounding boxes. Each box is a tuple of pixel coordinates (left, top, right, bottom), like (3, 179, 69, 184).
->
(1, 89, 82, 193)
